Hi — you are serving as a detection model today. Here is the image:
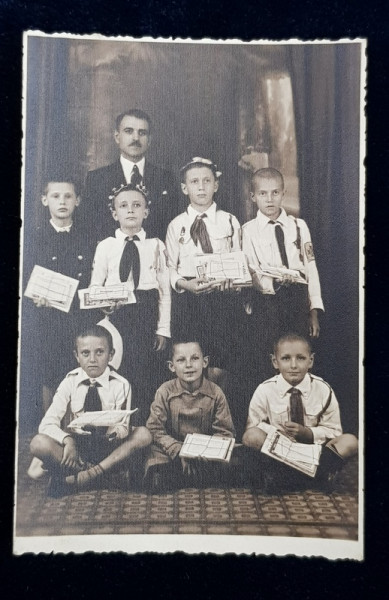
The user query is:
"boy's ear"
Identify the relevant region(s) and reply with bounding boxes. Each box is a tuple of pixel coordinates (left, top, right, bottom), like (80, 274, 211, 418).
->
(75, 195, 81, 207)
(250, 192, 256, 203)
(271, 353, 279, 370)
(213, 179, 219, 193)
(309, 352, 315, 368)
(202, 355, 209, 369)
(181, 182, 189, 196)
(167, 360, 175, 374)
(109, 348, 116, 361)
(73, 349, 80, 364)
(114, 130, 120, 145)
(41, 195, 48, 207)
(111, 209, 119, 222)
(143, 207, 149, 220)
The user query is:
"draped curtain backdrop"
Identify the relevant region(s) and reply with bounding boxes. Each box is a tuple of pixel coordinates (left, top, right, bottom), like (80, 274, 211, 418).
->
(21, 38, 361, 433)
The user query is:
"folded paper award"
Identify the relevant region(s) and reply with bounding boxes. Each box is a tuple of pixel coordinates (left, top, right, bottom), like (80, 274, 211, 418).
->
(179, 433, 235, 462)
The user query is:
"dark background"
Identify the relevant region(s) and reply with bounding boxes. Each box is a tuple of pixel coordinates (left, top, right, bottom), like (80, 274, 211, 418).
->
(0, 0, 388, 597)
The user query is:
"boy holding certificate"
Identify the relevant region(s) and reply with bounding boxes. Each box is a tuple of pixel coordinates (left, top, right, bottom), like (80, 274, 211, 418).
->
(25, 178, 94, 413)
(145, 340, 235, 492)
(89, 182, 171, 424)
(29, 325, 151, 496)
(241, 168, 324, 383)
(242, 334, 358, 493)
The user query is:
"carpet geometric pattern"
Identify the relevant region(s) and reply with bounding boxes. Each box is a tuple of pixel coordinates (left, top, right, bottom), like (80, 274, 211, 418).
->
(15, 439, 359, 540)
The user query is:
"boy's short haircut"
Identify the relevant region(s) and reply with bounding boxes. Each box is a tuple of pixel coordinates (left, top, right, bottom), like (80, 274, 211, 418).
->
(43, 177, 81, 197)
(74, 324, 114, 353)
(115, 108, 152, 132)
(251, 167, 284, 192)
(273, 333, 312, 355)
(171, 339, 206, 358)
(180, 157, 221, 183)
(108, 182, 149, 210)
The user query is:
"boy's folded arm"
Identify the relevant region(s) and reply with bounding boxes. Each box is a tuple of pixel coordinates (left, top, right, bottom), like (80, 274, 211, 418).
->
(38, 380, 73, 445)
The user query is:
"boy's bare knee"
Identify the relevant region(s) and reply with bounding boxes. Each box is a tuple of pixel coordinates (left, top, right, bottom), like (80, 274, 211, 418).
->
(30, 433, 50, 457)
(328, 433, 358, 459)
(242, 427, 266, 450)
(132, 426, 152, 448)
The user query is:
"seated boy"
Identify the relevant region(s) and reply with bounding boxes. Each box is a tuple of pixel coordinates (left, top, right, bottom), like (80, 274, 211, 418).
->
(145, 340, 235, 492)
(242, 334, 358, 493)
(24, 177, 94, 414)
(29, 324, 151, 495)
(89, 182, 171, 424)
(165, 156, 242, 398)
(241, 168, 324, 383)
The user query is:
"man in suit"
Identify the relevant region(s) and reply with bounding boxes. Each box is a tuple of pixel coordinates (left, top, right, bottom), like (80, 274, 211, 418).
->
(82, 108, 181, 243)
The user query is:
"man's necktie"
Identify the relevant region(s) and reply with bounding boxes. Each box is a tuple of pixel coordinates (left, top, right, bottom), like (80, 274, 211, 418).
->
(270, 221, 289, 268)
(288, 387, 305, 425)
(119, 235, 140, 288)
(190, 213, 213, 253)
(130, 164, 142, 187)
(83, 380, 101, 412)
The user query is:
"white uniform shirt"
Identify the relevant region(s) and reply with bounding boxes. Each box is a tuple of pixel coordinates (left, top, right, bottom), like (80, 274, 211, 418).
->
(120, 155, 145, 182)
(246, 373, 342, 444)
(242, 208, 324, 311)
(39, 366, 131, 445)
(165, 202, 241, 291)
(90, 228, 171, 337)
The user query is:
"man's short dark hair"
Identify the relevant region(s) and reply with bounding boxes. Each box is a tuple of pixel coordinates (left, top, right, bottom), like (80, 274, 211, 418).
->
(74, 324, 113, 353)
(115, 109, 152, 132)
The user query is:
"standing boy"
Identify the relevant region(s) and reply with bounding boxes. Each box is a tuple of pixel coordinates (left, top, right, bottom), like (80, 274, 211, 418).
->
(30, 325, 151, 495)
(242, 167, 324, 382)
(165, 157, 241, 378)
(25, 178, 94, 413)
(242, 334, 358, 492)
(145, 340, 235, 491)
(90, 182, 171, 423)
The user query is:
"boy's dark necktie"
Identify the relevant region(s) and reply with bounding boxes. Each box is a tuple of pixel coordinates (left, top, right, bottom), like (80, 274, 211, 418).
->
(288, 387, 305, 425)
(190, 213, 213, 253)
(270, 221, 289, 268)
(130, 164, 142, 187)
(83, 380, 102, 412)
(119, 235, 140, 288)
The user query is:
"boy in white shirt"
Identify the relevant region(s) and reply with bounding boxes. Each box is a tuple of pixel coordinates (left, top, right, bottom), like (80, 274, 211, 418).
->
(90, 183, 171, 423)
(30, 325, 151, 496)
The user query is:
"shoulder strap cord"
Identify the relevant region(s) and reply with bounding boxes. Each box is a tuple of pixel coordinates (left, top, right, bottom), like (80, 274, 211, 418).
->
(309, 374, 333, 423)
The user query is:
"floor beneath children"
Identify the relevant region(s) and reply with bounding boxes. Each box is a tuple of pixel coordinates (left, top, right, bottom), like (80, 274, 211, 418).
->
(15, 438, 359, 540)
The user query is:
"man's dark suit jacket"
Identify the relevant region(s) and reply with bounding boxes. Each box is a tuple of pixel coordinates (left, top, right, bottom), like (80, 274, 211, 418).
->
(81, 160, 183, 244)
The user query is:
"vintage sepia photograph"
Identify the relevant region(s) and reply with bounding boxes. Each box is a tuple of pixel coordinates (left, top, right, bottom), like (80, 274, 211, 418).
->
(14, 33, 365, 558)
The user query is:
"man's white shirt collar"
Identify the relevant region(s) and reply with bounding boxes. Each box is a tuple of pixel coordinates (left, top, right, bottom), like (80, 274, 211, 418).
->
(115, 227, 146, 241)
(256, 207, 288, 231)
(50, 219, 72, 233)
(120, 155, 145, 182)
(187, 202, 217, 225)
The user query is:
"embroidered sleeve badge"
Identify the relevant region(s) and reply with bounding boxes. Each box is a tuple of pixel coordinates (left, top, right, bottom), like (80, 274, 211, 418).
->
(305, 242, 315, 262)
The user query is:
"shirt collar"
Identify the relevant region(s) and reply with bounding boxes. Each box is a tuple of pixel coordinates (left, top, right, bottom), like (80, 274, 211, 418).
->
(115, 227, 146, 241)
(167, 376, 216, 400)
(50, 219, 72, 233)
(120, 155, 145, 179)
(255, 207, 287, 231)
(187, 202, 217, 225)
(277, 373, 311, 398)
(76, 366, 114, 390)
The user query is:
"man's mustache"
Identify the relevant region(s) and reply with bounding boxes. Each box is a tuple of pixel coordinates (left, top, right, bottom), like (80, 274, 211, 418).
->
(130, 141, 142, 147)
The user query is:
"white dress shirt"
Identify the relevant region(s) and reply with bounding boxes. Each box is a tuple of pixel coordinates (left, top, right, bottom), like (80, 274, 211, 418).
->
(39, 366, 131, 445)
(120, 156, 145, 183)
(242, 208, 324, 311)
(246, 373, 342, 444)
(165, 202, 241, 291)
(90, 228, 171, 337)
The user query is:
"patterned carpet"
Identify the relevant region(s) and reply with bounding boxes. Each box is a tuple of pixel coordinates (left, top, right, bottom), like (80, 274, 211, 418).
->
(15, 439, 359, 540)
